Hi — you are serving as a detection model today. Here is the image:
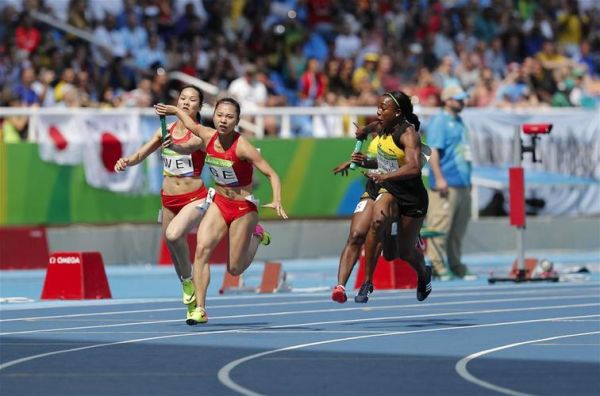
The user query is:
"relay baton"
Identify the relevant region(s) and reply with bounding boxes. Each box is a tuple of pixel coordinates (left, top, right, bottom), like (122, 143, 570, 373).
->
(349, 140, 363, 170)
(160, 115, 168, 140)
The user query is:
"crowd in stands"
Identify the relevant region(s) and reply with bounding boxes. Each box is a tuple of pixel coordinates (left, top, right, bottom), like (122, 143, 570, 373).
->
(1, 0, 599, 140)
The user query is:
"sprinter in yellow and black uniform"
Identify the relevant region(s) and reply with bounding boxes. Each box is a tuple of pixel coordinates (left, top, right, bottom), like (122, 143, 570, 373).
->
(354, 91, 432, 304)
(330, 122, 383, 303)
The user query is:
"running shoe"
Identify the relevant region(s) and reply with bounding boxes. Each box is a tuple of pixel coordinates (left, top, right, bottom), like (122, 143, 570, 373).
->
(331, 284, 347, 303)
(354, 282, 373, 303)
(186, 301, 196, 320)
(254, 224, 271, 246)
(182, 278, 195, 305)
(417, 266, 432, 301)
(186, 307, 208, 325)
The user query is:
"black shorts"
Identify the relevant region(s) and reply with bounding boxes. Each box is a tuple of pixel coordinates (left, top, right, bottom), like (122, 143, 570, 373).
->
(360, 179, 380, 201)
(380, 177, 428, 218)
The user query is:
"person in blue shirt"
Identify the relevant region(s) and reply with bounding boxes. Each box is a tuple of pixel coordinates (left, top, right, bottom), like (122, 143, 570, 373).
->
(425, 86, 473, 280)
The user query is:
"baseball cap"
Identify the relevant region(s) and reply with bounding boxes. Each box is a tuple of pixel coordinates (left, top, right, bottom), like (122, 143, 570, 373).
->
(441, 86, 468, 102)
(363, 53, 380, 62)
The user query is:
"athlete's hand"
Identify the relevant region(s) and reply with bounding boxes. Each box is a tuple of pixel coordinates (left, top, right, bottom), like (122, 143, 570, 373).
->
(263, 201, 288, 219)
(363, 169, 387, 183)
(353, 122, 368, 141)
(351, 152, 367, 166)
(332, 161, 351, 176)
(114, 157, 129, 172)
(161, 133, 173, 149)
(154, 103, 178, 116)
(353, 121, 381, 141)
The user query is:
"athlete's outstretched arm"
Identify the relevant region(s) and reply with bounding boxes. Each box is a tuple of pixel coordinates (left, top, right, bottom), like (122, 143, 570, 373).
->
(114, 128, 162, 172)
(154, 104, 215, 142)
(237, 137, 288, 219)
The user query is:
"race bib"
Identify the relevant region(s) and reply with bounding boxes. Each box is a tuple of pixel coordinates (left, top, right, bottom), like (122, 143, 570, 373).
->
(163, 153, 194, 176)
(377, 153, 398, 173)
(205, 155, 239, 185)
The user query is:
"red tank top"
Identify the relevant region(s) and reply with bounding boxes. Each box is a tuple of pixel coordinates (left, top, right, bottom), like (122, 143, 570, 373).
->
(205, 132, 253, 187)
(161, 122, 206, 177)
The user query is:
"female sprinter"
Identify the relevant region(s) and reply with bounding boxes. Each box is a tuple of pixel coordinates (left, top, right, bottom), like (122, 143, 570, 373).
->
(155, 97, 288, 325)
(356, 91, 432, 303)
(330, 121, 382, 303)
(114, 86, 208, 319)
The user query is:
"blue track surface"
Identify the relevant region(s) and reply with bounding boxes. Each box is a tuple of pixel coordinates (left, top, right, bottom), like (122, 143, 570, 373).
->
(1, 254, 599, 396)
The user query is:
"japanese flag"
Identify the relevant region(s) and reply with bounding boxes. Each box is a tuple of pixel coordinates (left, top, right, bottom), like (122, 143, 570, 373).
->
(82, 114, 144, 192)
(37, 115, 84, 165)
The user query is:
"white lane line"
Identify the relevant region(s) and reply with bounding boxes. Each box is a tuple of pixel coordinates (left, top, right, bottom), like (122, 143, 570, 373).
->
(0, 297, 600, 336)
(217, 315, 600, 396)
(2, 302, 597, 337)
(2, 282, 597, 314)
(0, 293, 597, 328)
(2, 288, 595, 323)
(0, 328, 242, 372)
(455, 331, 600, 396)
(0, 295, 597, 336)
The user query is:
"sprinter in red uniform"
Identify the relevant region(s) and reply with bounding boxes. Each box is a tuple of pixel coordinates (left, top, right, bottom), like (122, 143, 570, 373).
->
(115, 86, 208, 320)
(155, 97, 287, 325)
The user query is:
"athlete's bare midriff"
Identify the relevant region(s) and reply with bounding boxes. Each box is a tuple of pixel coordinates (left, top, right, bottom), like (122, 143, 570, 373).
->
(162, 176, 204, 195)
(214, 184, 253, 200)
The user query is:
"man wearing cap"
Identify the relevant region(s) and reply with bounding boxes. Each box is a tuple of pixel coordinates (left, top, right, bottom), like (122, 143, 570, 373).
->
(424, 86, 473, 280)
(351, 53, 381, 93)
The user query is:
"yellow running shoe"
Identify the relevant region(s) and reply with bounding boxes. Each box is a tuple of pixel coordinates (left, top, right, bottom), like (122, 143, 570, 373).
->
(186, 301, 196, 320)
(254, 224, 271, 246)
(186, 307, 208, 325)
(182, 279, 195, 305)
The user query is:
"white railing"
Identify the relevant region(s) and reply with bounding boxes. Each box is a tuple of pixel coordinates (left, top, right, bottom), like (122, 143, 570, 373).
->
(0, 105, 433, 141)
(1, 105, 593, 141)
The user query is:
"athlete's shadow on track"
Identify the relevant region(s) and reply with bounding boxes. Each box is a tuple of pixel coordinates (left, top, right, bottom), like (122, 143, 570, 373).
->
(346, 318, 475, 330)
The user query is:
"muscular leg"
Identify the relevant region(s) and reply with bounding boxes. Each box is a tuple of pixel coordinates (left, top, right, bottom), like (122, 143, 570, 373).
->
(227, 211, 259, 276)
(363, 194, 395, 284)
(160, 208, 181, 278)
(164, 199, 205, 280)
(396, 215, 427, 279)
(337, 199, 373, 286)
(193, 204, 228, 309)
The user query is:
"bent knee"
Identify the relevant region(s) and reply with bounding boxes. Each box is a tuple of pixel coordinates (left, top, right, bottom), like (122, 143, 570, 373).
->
(228, 266, 243, 276)
(164, 227, 185, 243)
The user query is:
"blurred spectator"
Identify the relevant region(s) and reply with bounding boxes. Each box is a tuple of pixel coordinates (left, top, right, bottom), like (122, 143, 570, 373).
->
(92, 13, 126, 69)
(334, 21, 361, 60)
(557, 0, 589, 57)
(120, 12, 148, 57)
(15, 12, 40, 56)
(496, 62, 538, 107)
(228, 63, 268, 136)
(2, 96, 28, 142)
(414, 67, 441, 107)
(135, 32, 166, 72)
(0, 0, 596, 116)
(328, 58, 355, 100)
(484, 38, 507, 78)
(377, 54, 402, 93)
(469, 67, 498, 107)
(352, 53, 380, 93)
(536, 40, 570, 71)
(13, 66, 39, 105)
(298, 58, 326, 106)
(228, 63, 267, 109)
